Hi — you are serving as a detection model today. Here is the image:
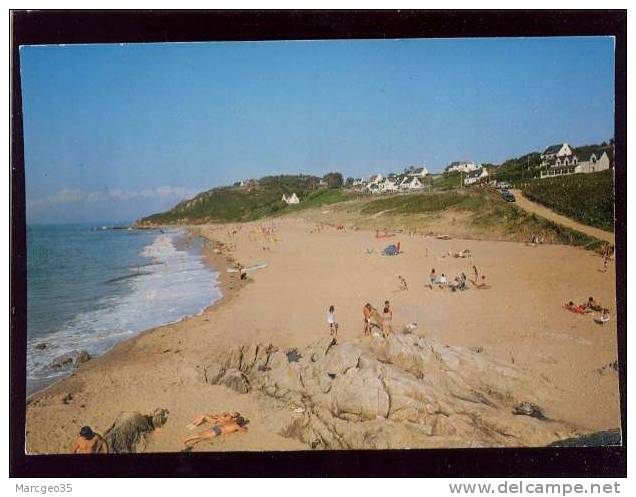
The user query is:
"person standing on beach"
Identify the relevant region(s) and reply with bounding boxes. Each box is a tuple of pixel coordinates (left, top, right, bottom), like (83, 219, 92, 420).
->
(327, 305, 338, 340)
(70, 426, 108, 454)
(363, 303, 373, 336)
(382, 300, 393, 336)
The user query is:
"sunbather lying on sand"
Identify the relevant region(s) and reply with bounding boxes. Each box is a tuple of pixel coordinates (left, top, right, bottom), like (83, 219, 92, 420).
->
(585, 296, 604, 312)
(453, 249, 471, 258)
(563, 301, 587, 314)
(183, 413, 248, 447)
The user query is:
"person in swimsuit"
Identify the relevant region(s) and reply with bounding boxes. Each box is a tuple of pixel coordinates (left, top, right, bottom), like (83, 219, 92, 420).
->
(429, 269, 436, 289)
(563, 301, 586, 314)
(363, 303, 372, 336)
(382, 300, 393, 336)
(398, 275, 408, 291)
(585, 296, 603, 312)
(327, 305, 338, 340)
(183, 413, 248, 447)
(70, 426, 108, 454)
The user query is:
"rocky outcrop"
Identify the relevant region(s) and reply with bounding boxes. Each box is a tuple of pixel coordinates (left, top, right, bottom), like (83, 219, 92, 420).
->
(49, 350, 91, 369)
(104, 408, 169, 453)
(198, 334, 581, 449)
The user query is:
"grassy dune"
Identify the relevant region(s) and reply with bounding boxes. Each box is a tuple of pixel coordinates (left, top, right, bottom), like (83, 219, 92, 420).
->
(521, 170, 614, 232)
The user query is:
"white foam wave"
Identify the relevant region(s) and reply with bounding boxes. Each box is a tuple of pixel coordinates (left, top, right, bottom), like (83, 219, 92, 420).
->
(26, 230, 221, 390)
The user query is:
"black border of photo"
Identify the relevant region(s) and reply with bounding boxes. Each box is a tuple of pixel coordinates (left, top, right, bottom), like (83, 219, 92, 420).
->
(9, 9, 627, 478)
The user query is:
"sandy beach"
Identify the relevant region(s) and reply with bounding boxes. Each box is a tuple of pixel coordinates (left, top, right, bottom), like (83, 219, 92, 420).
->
(25, 215, 620, 453)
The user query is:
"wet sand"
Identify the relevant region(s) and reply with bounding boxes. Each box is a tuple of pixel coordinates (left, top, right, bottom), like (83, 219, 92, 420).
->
(25, 216, 620, 453)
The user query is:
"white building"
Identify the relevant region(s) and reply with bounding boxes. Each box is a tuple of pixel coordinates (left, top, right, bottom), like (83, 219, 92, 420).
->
(380, 178, 399, 192)
(540, 143, 574, 167)
(400, 176, 424, 190)
(464, 168, 489, 185)
(446, 161, 480, 174)
(282, 193, 300, 204)
(408, 166, 429, 178)
(539, 142, 611, 179)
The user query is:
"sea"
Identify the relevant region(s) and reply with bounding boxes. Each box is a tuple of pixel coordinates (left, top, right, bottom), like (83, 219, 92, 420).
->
(25, 223, 222, 395)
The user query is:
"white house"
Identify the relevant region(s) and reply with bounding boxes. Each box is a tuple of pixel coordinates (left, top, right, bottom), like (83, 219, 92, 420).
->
(446, 161, 481, 174)
(380, 178, 399, 192)
(282, 193, 300, 204)
(540, 143, 574, 167)
(540, 142, 611, 179)
(403, 177, 424, 190)
(408, 166, 429, 178)
(464, 168, 489, 185)
(368, 174, 384, 184)
(352, 178, 365, 187)
(577, 150, 611, 174)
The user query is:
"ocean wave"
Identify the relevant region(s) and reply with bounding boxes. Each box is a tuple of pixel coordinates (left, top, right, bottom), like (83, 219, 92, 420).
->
(27, 230, 222, 393)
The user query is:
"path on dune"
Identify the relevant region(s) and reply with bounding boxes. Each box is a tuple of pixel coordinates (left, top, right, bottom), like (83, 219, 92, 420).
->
(511, 189, 615, 244)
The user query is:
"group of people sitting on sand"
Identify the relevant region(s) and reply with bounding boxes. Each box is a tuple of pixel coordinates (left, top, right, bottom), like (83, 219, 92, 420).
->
(563, 297, 611, 324)
(526, 234, 545, 246)
(428, 266, 488, 291)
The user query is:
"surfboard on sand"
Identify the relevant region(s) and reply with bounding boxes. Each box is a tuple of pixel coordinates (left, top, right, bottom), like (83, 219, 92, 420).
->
(227, 262, 268, 273)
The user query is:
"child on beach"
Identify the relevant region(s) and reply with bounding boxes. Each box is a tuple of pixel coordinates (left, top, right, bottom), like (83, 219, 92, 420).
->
(429, 269, 437, 289)
(382, 300, 393, 336)
(327, 305, 338, 339)
(437, 273, 448, 288)
(398, 275, 408, 291)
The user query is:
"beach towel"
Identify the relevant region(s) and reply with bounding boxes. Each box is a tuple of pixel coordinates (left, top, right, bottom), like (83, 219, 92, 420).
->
(383, 244, 399, 256)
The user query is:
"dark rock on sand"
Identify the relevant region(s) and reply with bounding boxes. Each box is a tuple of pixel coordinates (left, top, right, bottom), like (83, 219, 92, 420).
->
(548, 428, 622, 447)
(104, 408, 169, 453)
(512, 401, 547, 420)
(49, 350, 91, 369)
(202, 334, 580, 449)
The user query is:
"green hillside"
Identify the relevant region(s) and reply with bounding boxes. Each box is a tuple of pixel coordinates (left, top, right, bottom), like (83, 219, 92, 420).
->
(138, 175, 351, 224)
(521, 170, 614, 232)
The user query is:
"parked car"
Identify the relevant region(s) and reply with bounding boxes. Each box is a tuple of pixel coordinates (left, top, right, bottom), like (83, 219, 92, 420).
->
(501, 191, 516, 202)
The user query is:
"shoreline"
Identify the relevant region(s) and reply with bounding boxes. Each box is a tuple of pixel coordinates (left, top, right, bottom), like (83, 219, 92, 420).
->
(25, 217, 620, 453)
(26, 226, 238, 402)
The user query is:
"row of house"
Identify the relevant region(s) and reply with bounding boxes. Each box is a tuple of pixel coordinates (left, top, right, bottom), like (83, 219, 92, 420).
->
(539, 143, 611, 179)
(351, 166, 430, 194)
(445, 161, 481, 174)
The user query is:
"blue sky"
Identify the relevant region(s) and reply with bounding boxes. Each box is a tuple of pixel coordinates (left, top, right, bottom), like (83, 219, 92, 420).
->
(20, 37, 615, 223)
